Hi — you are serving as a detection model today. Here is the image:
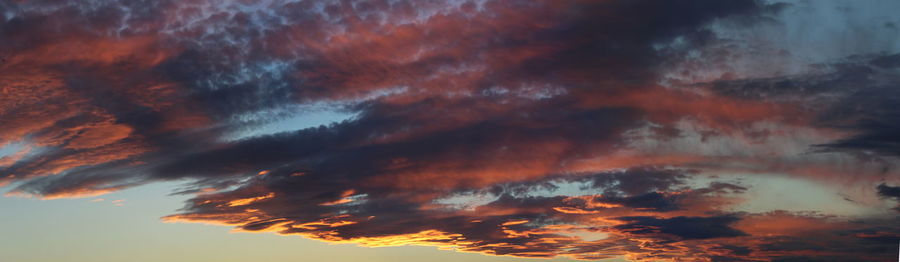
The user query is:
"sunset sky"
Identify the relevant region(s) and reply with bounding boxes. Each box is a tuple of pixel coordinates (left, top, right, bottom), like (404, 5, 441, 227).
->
(1, 0, 899, 261)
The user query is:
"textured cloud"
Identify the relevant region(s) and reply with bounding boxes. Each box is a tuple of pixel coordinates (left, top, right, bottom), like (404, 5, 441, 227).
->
(2, 0, 899, 261)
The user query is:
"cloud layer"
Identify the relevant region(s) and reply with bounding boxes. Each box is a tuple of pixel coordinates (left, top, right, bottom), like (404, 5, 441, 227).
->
(2, 0, 899, 261)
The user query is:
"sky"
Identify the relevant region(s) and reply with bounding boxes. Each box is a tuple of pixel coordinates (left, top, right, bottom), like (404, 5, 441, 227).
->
(0, 0, 899, 261)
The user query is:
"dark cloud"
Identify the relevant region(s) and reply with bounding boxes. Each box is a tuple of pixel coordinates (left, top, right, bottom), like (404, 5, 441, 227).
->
(581, 167, 691, 196)
(876, 183, 900, 211)
(712, 53, 900, 158)
(877, 183, 900, 199)
(164, 167, 760, 259)
(594, 192, 682, 212)
(614, 215, 746, 239)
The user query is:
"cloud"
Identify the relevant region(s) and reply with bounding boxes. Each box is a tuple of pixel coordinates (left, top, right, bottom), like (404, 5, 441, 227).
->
(163, 167, 759, 260)
(876, 183, 900, 211)
(613, 215, 746, 239)
(877, 183, 900, 199)
(1, 0, 899, 261)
